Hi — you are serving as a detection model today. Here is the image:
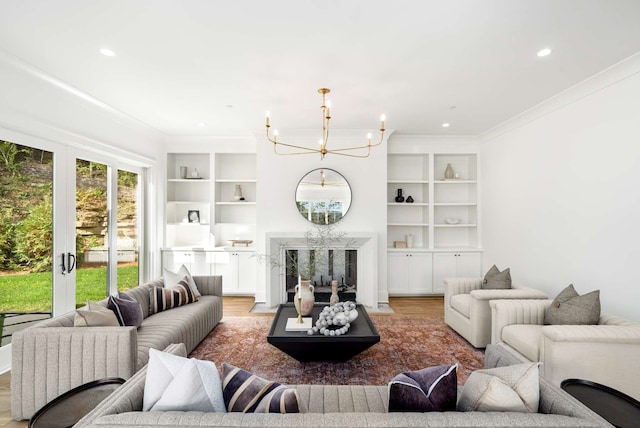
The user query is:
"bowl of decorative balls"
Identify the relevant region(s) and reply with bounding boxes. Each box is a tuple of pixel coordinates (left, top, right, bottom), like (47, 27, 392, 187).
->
(308, 301, 358, 336)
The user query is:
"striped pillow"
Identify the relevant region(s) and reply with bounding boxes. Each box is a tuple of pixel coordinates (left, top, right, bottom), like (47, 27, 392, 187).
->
(149, 278, 197, 314)
(221, 363, 303, 413)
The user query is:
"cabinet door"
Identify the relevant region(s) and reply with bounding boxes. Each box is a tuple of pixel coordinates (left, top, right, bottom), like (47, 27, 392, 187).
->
(162, 251, 194, 273)
(456, 252, 482, 278)
(237, 252, 256, 293)
(432, 252, 482, 293)
(432, 253, 458, 293)
(408, 253, 433, 294)
(213, 251, 236, 293)
(190, 252, 213, 276)
(387, 253, 410, 294)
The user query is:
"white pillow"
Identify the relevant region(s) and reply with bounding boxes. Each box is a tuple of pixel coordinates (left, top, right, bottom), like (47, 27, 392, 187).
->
(143, 348, 225, 412)
(163, 264, 201, 297)
(457, 362, 541, 413)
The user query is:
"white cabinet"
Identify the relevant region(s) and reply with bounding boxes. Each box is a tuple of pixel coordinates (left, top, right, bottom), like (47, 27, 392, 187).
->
(161, 250, 227, 276)
(432, 252, 482, 293)
(215, 250, 256, 295)
(387, 252, 433, 295)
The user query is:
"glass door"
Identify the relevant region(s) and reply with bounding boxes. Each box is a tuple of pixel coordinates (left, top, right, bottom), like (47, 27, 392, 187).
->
(116, 168, 141, 292)
(0, 140, 55, 346)
(74, 159, 109, 307)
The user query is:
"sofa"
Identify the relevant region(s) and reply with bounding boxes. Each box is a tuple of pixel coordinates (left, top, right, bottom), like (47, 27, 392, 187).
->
(11, 275, 223, 421)
(73, 342, 612, 428)
(444, 277, 548, 348)
(490, 298, 640, 401)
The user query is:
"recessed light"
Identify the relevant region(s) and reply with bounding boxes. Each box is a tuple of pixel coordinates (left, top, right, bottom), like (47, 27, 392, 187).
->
(442, 123, 450, 128)
(537, 48, 552, 57)
(225, 105, 233, 109)
(197, 122, 207, 127)
(100, 48, 116, 57)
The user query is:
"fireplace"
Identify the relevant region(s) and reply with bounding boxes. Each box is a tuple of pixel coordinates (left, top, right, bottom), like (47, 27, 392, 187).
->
(265, 232, 378, 309)
(284, 248, 357, 302)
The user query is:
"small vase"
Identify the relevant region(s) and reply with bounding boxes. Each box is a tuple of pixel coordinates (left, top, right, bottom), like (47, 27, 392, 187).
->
(234, 184, 243, 201)
(294, 280, 315, 316)
(395, 188, 405, 203)
(406, 195, 414, 203)
(330, 280, 339, 306)
(444, 163, 455, 180)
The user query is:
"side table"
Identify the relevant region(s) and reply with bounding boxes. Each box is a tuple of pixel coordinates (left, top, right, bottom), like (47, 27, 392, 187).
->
(29, 377, 125, 428)
(561, 378, 640, 428)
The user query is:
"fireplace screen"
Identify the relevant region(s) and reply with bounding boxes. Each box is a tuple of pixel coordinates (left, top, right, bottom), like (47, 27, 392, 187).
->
(285, 249, 357, 302)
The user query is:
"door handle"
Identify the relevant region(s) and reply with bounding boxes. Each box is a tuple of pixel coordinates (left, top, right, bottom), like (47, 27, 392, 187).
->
(61, 252, 76, 274)
(67, 253, 76, 273)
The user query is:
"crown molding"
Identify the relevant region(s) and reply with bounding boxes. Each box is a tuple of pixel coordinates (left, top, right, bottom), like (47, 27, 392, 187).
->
(0, 48, 163, 137)
(480, 51, 640, 142)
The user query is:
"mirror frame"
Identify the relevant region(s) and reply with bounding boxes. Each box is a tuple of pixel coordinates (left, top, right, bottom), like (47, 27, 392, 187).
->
(295, 168, 352, 225)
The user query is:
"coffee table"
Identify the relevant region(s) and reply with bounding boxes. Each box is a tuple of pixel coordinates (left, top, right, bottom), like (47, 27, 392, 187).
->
(267, 303, 380, 362)
(561, 378, 640, 428)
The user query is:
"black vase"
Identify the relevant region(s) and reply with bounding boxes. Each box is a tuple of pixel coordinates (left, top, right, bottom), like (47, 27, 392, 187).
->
(406, 196, 414, 203)
(395, 188, 405, 203)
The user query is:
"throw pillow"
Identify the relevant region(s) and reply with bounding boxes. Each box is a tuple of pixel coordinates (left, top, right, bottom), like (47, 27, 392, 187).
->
(221, 363, 303, 413)
(163, 265, 201, 297)
(107, 292, 143, 327)
(388, 364, 457, 412)
(149, 279, 197, 315)
(457, 362, 541, 413)
(142, 348, 225, 412)
(74, 300, 120, 327)
(544, 284, 601, 325)
(481, 264, 512, 289)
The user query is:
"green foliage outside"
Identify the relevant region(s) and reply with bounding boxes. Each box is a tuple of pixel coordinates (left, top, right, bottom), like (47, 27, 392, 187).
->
(0, 265, 139, 312)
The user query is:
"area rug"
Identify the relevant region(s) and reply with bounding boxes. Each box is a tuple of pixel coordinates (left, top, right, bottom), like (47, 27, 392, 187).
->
(190, 315, 484, 386)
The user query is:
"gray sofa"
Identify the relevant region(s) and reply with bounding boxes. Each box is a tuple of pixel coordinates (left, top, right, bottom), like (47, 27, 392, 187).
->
(74, 343, 612, 428)
(11, 275, 223, 421)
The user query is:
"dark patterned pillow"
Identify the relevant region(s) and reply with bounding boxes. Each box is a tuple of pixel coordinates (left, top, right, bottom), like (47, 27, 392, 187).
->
(481, 265, 512, 289)
(544, 284, 600, 325)
(388, 364, 457, 412)
(149, 278, 197, 314)
(108, 292, 143, 327)
(221, 363, 303, 413)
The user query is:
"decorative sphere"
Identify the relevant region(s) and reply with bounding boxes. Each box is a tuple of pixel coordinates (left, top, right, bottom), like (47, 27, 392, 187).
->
(330, 330, 335, 336)
(324, 329, 330, 336)
(307, 329, 314, 335)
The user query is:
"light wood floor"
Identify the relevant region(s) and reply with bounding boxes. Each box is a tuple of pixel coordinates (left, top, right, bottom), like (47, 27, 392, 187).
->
(0, 296, 443, 426)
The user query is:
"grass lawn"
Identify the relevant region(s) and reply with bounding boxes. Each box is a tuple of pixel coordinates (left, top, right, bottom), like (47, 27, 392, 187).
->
(0, 265, 139, 312)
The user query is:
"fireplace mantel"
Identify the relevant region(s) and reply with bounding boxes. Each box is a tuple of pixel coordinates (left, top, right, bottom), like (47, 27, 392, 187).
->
(265, 232, 378, 309)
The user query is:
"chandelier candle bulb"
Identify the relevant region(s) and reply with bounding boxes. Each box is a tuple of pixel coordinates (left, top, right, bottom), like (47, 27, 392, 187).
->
(265, 111, 270, 127)
(380, 114, 385, 130)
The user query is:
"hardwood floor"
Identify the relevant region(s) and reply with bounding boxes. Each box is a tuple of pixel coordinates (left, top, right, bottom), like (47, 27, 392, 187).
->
(0, 296, 443, 426)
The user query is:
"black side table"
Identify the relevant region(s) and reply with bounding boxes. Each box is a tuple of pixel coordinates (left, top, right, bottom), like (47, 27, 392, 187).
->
(29, 377, 125, 428)
(561, 378, 640, 428)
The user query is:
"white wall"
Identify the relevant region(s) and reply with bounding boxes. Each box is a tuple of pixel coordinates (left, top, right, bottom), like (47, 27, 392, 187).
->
(255, 130, 390, 306)
(481, 55, 640, 321)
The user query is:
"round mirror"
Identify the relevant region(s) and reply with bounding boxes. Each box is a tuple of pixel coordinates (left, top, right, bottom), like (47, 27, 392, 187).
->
(295, 168, 352, 225)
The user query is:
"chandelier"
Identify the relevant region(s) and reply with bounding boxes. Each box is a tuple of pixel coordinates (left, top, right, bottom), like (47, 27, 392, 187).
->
(265, 88, 385, 159)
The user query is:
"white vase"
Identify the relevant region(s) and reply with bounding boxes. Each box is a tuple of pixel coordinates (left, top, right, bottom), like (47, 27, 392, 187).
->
(294, 280, 315, 316)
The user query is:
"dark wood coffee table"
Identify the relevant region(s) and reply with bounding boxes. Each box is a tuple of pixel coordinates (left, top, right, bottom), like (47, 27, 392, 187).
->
(267, 303, 380, 362)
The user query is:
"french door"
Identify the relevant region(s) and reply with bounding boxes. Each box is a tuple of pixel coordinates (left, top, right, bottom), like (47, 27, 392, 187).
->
(0, 134, 144, 367)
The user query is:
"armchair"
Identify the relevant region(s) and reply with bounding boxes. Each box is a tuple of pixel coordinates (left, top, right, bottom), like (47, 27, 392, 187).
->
(490, 299, 640, 401)
(444, 278, 547, 348)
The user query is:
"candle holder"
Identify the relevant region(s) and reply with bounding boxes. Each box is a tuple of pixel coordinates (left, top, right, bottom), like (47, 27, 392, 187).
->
(297, 295, 303, 324)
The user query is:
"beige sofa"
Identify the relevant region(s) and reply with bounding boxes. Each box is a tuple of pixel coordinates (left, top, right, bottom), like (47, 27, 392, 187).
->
(11, 275, 223, 421)
(490, 298, 640, 401)
(73, 342, 612, 427)
(444, 277, 548, 347)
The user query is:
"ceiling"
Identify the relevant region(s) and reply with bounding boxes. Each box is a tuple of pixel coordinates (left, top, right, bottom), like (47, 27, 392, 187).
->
(1, 0, 640, 137)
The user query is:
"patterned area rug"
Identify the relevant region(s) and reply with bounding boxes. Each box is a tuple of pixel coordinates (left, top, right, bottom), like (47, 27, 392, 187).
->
(190, 315, 484, 386)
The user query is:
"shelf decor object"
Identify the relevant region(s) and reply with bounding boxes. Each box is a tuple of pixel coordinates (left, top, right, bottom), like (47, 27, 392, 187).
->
(395, 188, 405, 202)
(265, 88, 386, 159)
(444, 163, 455, 179)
